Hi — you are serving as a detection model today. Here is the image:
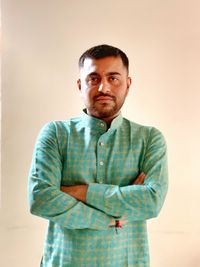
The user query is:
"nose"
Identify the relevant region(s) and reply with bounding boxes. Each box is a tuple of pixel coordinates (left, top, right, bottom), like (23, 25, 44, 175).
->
(98, 79, 110, 93)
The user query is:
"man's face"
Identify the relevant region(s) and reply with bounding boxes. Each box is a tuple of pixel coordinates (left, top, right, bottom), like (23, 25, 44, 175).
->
(77, 56, 131, 122)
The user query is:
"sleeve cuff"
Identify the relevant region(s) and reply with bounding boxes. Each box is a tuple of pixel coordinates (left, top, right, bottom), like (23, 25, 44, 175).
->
(86, 183, 107, 208)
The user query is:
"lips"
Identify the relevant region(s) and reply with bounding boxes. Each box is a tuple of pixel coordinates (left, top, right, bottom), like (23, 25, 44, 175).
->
(96, 96, 113, 101)
(95, 95, 115, 102)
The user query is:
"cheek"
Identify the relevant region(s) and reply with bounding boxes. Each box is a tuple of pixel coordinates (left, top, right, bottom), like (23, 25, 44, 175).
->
(113, 85, 128, 98)
(81, 88, 94, 102)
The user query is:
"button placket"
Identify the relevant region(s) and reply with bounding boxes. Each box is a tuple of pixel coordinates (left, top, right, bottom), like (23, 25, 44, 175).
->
(99, 142, 104, 147)
(99, 161, 104, 166)
(96, 136, 106, 184)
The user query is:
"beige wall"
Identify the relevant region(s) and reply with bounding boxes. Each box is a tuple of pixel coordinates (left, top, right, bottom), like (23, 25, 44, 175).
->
(1, 0, 200, 266)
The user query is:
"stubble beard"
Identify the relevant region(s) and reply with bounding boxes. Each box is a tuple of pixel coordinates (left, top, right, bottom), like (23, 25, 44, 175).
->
(89, 100, 119, 119)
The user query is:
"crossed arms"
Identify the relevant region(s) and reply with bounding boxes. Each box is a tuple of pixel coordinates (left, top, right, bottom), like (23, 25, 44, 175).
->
(60, 172, 146, 202)
(28, 122, 168, 230)
(60, 173, 146, 226)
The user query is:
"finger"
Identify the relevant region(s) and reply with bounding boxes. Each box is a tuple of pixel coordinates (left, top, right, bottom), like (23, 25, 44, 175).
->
(136, 176, 145, 185)
(133, 177, 143, 185)
(132, 172, 146, 185)
(138, 172, 146, 179)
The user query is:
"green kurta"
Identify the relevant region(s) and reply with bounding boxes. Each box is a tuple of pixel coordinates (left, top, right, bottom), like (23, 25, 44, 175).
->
(28, 112, 168, 267)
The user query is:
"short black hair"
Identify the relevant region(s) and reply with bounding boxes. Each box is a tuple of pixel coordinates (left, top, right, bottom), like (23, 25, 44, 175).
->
(79, 44, 129, 72)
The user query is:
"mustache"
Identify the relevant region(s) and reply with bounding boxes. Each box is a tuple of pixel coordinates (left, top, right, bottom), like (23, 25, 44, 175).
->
(94, 93, 116, 101)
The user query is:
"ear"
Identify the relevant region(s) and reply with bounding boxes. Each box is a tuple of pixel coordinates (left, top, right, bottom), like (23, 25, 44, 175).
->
(126, 77, 132, 95)
(77, 79, 81, 91)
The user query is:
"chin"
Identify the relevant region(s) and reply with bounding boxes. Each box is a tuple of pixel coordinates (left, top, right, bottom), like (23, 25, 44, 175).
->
(96, 109, 118, 119)
(88, 103, 119, 118)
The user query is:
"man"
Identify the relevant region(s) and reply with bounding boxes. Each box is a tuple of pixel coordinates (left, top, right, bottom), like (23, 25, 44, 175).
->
(28, 44, 168, 267)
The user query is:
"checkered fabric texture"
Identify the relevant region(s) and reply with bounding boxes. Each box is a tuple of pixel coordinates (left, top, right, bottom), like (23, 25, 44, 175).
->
(28, 112, 168, 267)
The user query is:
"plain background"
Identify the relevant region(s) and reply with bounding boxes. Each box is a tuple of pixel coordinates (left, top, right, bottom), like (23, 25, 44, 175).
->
(1, 0, 200, 266)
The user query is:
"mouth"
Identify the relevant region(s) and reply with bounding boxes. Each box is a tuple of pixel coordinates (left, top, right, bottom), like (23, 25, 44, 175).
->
(95, 95, 115, 102)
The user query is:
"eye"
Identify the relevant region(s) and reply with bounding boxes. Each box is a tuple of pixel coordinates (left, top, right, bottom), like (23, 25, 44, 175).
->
(87, 76, 100, 86)
(108, 76, 120, 84)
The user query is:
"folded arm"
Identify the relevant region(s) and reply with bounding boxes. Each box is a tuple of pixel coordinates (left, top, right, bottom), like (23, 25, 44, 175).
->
(61, 173, 146, 226)
(28, 122, 113, 230)
(61, 173, 146, 202)
(86, 128, 168, 221)
(61, 128, 168, 221)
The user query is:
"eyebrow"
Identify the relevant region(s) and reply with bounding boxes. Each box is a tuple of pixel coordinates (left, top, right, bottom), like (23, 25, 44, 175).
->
(88, 72, 99, 76)
(88, 72, 121, 76)
(107, 72, 121, 76)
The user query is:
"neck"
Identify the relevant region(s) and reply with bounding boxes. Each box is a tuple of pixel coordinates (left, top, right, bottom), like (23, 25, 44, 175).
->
(85, 109, 120, 128)
(100, 115, 118, 128)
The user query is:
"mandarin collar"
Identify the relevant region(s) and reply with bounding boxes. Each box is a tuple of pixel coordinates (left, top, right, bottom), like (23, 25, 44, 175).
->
(80, 110, 123, 132)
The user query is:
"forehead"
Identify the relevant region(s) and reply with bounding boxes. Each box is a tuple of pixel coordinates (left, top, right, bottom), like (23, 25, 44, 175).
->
(80, 56, 127, 76)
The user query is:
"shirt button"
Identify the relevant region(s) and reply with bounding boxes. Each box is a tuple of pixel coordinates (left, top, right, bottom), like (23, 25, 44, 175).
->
(99, 142, 104, 146)
(99, 161, 104, 166)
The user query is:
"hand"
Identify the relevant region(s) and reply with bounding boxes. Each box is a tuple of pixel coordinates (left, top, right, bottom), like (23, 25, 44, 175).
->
(132, 172, 146, 185)
(60, 185, 88, 202)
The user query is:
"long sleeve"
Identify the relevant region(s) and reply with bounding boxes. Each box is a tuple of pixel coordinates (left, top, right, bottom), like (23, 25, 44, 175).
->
(28, 122, 112, 229)
(86, 127, 168, 221)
